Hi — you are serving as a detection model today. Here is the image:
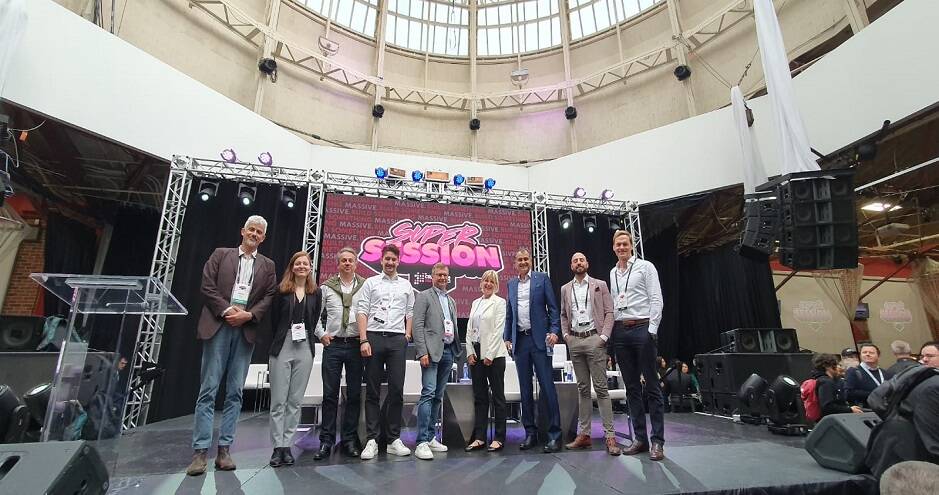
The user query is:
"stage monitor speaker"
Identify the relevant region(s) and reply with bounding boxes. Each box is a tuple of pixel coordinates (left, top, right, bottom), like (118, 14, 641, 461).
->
(804, 412, 880, 474)
(739, 196, 780, 260)
(0, 316, 45, 352)
(0, 441, 109, 494)
(775, 170, 857, 270)
(695, 353, 812, 396)
(721, 328, 800, 353)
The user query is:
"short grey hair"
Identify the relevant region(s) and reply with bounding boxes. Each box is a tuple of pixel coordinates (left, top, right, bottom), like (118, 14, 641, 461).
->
(336, 247, 357, 261)
(244, 215, 268, 232)
(890, 340, 911, 355)
(514, 247, 531, 259)
(880, 461, 939, 495)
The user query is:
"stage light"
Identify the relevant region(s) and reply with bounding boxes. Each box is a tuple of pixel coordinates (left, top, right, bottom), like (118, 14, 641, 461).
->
(0, 384, 29, 443)
(23, 383, 50, 426)
(372, 104, 385, 118)
(559, 212, 573, 230)
(861, 201, 901, 212)
(237, 183, 256, 207)
(608, 216, 623, 231)
(674, 65, 692, 81)
(601, 189, 614, 200)
(565, 106, 578, 120)
(220, 148, 237, 163)
(258, 57, 277, 75)
(469, 118, 480, 131)
(411, 170, 424, 182)
(484, 178, 496, 190)
(764, 375, 807, 434)
(737, 373, 768, 424)
(572, 187, 586, 198)
(281, 187, 296, 209)
(583, 215, 597, 233)
(375, 167, 388, 180)
(198, 180, 218, 202)
(453, 174, 465, 186)
(258, 152, 273, 167)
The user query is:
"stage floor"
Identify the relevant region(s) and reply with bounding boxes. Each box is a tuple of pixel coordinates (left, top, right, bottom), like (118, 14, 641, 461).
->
(108, 411, 873, 494)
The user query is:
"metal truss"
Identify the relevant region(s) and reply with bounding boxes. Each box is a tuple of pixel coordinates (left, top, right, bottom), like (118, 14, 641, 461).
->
(303, 172, 325, 278)
(182, 157, 310, 186)
(123, 158, 193, 430)
(531, 196, 550, 274)
(188, 0, 755, 113)
(627, 209, 644, 260)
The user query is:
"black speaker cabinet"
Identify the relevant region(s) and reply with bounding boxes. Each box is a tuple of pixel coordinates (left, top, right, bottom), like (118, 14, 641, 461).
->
(739, 195, 780, 260)
(805, 412, 880, 474)
(695, 353, 813, 396)
(0, 441, 109, 495)
(0, 315, 45, 352)
(721, 328, 800, 353)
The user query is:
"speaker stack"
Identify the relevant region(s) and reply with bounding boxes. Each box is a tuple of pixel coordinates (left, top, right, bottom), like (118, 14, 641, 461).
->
(0, 441, 109, 494)
(0, 315, 45, 352)
(738, 193, 780, 260)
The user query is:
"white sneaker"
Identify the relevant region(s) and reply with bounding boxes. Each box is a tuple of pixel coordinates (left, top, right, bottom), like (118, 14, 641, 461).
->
(387, 438, 412, 457)
(360, 439, 378, 460)
(428, 438, 448, 452)
(415, 442, 434, 460)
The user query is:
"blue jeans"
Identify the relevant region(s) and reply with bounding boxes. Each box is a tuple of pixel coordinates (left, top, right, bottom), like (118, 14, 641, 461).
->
(191, 324, 255, 450)
(416, 346, 454, 443)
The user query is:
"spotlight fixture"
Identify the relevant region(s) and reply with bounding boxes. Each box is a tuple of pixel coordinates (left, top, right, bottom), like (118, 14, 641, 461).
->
(583, 215, 597, 234)
(764, 375, 807, 435)
(198, 180, 219, 202)
(237, 183, 257, 207)
(469, 118, 480, 131)
(608, 216, 623, 231)
(510, 68, 530, 87)
(565, 106, 578, 120)
(483, 178, 496, 190)
(281, 187, 297, 209)
(372, 104, 385, 118)
(318, 36, 340, 57)
(600, 189, 614, 200)
(258, 152, 273, 167)
(220, 148, 237, 163)
(559, 212, 573, 230)
(453, 174, 465, 186)
(411, 170, 424, 182)
(258, 57, 278, 82)
(375, 167, 388, 180)
(572, 187, 586, 198)
(674, 64, 692, 81)
(737, 373, 768, 424)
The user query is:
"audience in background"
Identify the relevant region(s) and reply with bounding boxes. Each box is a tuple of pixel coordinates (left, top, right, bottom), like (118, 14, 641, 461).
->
(809, 353, 862, 419)
(919, 341, 939, 368)
(840, 347, 860, 369)
(845, 343, 891, 407)
(886, 340, 920, 376)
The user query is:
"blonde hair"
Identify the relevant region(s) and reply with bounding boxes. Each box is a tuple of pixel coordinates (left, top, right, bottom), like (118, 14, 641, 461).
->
(612, 229, 632, 242)
(479, 270, 500, 292)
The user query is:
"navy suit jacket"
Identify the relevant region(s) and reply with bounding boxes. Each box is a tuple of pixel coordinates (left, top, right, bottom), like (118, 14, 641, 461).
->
(503, 271, 560, 353)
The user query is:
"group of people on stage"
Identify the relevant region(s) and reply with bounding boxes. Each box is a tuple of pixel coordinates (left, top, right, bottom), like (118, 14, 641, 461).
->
(185, 215, 665, 476)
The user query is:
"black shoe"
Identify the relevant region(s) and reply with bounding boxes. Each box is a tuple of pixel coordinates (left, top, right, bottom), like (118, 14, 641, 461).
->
(313, 443, 331, 461)
(281, 447, 295, 466)
(543, 439, 562, 453)
(340, 442, 360, 457)
(269, 449, 283, 468)
(487, 441, 504, 452)
(519, 435, 537, 451)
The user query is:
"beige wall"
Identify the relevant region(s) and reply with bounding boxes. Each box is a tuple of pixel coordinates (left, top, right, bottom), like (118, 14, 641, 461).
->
(775, 273, 932, 368)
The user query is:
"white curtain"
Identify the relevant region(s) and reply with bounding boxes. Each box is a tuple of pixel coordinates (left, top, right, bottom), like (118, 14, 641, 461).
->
(0, 0, 27, 99)
(909, 258, 939, 322)
(753, 0, 820, 175)
(731, 86, 767, 195)
(0, 206, 26, 310)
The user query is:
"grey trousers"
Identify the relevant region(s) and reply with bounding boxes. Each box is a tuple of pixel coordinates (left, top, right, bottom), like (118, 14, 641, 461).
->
(568, 332, 615, 438)
(269, 338, 314, 448)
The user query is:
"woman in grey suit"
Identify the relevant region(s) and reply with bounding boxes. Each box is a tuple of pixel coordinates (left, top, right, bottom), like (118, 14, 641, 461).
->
(464, 270, 508, 452)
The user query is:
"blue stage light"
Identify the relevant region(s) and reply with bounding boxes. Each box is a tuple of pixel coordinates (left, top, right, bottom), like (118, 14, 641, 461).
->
(412, 170, 424, 182)
(484, 178, 496, 190)
(375, 167, 388, 179)
(453, 174, 465, 186)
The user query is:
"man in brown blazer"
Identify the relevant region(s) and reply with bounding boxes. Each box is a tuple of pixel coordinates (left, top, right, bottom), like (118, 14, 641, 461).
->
(187, 215, 277, 476)
(560, 252, 621, 455)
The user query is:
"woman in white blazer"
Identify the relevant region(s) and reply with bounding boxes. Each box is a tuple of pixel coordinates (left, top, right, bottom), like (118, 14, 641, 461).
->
(464, 269, 508, 452)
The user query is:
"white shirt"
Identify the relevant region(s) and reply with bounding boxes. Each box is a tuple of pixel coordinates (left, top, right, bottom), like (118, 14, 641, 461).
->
(516, 273, 532, 332)
(236, 246, 257, 286)
(569, 276, 595, 332)
(356, 272, 414, 333)
(314, 277, 362, 338)
(609, 256, 663, 335)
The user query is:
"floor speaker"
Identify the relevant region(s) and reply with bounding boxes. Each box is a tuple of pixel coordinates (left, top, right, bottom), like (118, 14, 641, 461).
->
(805, 412, 880, 474)
(0, 316, 45, 352)
(695, 353, 813, 396)
(721, 328, 800, 353)
(0, 441, 109, 495)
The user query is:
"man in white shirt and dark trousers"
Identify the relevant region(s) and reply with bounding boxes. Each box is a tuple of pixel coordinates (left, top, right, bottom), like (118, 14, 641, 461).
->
(356, 244, 415, 459)
(312, 247, 367, 460)
(609, 230, 666, 461)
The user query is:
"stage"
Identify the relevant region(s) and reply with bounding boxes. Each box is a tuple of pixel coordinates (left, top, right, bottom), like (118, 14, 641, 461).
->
(107, 411, 874, 494)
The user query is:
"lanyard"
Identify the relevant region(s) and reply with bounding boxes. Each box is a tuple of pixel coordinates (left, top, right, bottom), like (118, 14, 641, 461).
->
(572, 280, 589, 311)
(614, 260, 635, 296)
(861, 366, 884, 386)
(236, 254, 256, 286)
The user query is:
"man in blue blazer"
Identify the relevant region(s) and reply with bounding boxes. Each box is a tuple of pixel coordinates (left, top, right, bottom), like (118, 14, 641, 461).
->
(503, 248, 563, 452)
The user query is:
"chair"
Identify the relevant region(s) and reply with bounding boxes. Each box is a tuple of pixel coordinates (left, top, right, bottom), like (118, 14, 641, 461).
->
(403, 360, 423, 404)
(314, 343, 324, 363)
(301, 360, 324, 424)
(552, 344, 567, 370)
(244, 363, 270, 411)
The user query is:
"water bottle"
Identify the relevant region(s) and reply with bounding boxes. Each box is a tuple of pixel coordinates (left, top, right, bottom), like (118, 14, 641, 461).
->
(565, 363, 574, 383)
(545, 334, 554, 357)
(462, 363, 470, 382)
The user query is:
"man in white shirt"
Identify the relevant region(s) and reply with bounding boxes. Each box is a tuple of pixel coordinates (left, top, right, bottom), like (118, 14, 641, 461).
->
(356, 244, 415, 459)
(608, 230, 666, 461)
(312, 247, 367, 461)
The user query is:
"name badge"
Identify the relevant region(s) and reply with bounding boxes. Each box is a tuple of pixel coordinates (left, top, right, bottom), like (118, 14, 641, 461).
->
(291, 322, 307, 342)
(443, 320, 455, 341)
(231, 283, 251, 308)
(616, 293, 628, 311)
(471, 325, 480, 343)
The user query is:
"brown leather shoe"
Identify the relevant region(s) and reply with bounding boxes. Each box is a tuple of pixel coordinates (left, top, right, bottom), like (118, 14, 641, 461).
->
(622, 441, 648, 455)
(605, 437, 622, 456)
(565, 434, 592, 450)
(650, 442, 665, 461)
(215, 446, 236, 471)
(186, 449, 208, 476)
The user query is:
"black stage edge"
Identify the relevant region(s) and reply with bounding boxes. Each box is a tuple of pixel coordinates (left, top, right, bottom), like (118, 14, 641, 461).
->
(108, 412, 875, 494)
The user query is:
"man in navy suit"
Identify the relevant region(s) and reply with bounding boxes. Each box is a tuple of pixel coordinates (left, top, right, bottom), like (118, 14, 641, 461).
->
(504, 248, 563, 452)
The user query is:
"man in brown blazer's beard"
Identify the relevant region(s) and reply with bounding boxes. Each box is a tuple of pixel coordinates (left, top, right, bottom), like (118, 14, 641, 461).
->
(187, 215, 277, 476)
